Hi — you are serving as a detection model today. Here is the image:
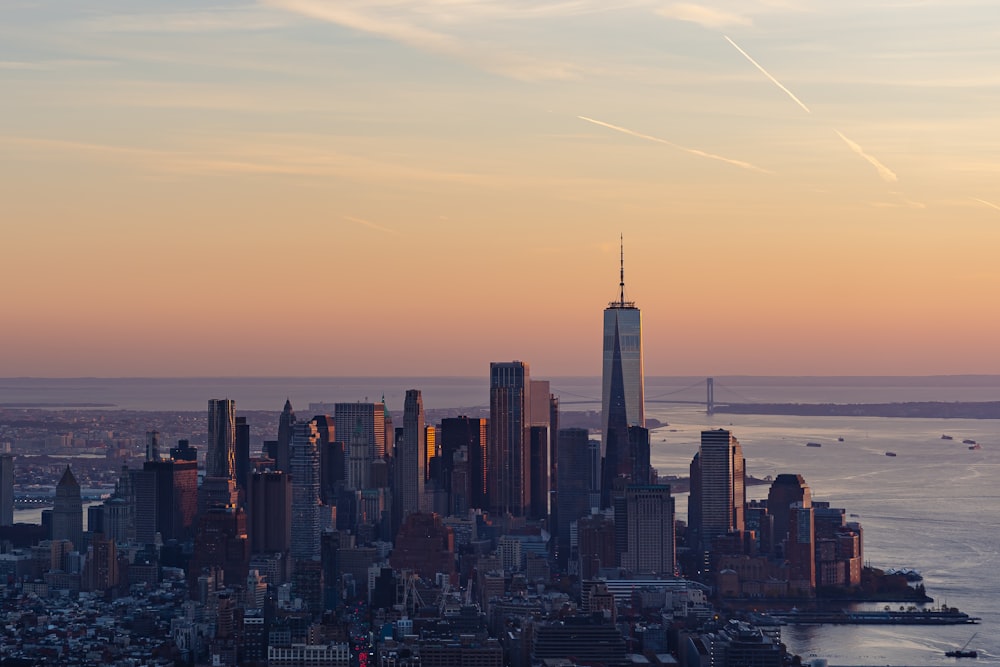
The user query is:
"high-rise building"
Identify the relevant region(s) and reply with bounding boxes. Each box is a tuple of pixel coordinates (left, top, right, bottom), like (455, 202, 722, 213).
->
(290, 421, 321, 561)
(528, 426, 549, 521)
(439, 416, 487, 512)
(145, 430, 160, 462)
(601, 239, 644, 508)
(621, 484, 675, 576)
(248, 471, 291, 554)
(52, 466, 83, 549)
(695, 429, 746, 551)
(787, 501, 816, 595)
(235, 416, 251, 493)
(489, 361, 530, 517)
(397, 389, 426, 517)
(555, 428, 599, 569)
(334, 402, 386, 460)
(277, 399, 296, 473)
(767, 474, 812, 558)
(207, 399, 237, 480)
(0, 450, 13, 527)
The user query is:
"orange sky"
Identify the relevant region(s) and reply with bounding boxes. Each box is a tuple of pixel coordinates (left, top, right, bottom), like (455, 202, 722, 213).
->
(2, 1, 999, 376)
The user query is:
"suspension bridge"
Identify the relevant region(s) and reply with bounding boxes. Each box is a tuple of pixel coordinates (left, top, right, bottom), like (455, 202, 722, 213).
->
(553, 377, 757, 414)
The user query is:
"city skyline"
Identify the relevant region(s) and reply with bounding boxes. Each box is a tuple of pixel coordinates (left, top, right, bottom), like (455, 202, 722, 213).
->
(3, 1, 1000, 378)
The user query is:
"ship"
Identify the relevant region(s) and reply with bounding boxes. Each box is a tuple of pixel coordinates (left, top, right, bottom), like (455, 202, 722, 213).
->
(770, 607, 979, 626)
(806, 442, 822, 448)
(941, 434, 954, 440)
(963, 439, 976, 445)
(885, 451, 897, 457)
(969, 443, 982, 450)
(945, 633, 978, 658)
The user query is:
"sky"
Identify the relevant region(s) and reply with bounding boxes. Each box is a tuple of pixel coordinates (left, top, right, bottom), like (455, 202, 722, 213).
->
(2, 0, 999, 377)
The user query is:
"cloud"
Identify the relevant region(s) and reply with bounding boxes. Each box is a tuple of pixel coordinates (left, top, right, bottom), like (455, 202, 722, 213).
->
(262, 0, 585, 81)
(972, 198, 1000, 212)
(577, 115, 771, 173)
(724, 35, 810, 113)
(344, 215, 395, 233)
(834, 130, 898, 183)
(658, 3, 751, 29)
(83, 8, 294, 33)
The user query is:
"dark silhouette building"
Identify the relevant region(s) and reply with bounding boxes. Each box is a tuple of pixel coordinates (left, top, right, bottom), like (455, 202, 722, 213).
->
(439, 416, 487, 513)
(207, 399, 237, 480)
(277, 399, 296, 473)
(389, 512, 455, 579)
(52, 466, 83, 549)
(248, 470, 291, 554)
(489, 361, 529, 517)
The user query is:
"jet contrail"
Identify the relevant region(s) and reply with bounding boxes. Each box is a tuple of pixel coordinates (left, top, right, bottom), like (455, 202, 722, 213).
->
(724, 35, 811, 114)
(577, 115, 771, 174)
(834, 130, 897, 183)
(972, 197, 1000, 212)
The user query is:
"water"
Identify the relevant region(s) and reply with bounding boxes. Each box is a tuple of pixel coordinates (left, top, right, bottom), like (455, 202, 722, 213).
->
(1, 376, 998, 664)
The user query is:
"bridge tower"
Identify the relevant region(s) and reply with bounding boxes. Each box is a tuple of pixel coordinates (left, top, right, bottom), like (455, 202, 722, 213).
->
(706, 377, 714, 415)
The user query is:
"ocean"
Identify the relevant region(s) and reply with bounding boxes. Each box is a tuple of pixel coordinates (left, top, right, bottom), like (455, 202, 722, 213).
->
(2, 375, 998, 664)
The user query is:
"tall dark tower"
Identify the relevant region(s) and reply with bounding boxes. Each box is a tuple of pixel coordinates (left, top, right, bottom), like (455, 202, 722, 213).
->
(207, 399, 237, 480)
(489, 361, 530, 517)
(439, 416, 488, 513)
(397, 389, 426, 517)
(767, 474, 812, 557)
(52, 466, 83, 549)
(277, 399, 296, 474)
(601, 237, 644, 508)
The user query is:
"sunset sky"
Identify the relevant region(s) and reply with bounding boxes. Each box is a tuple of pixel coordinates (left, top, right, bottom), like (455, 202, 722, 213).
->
(3, 1, 999, 377)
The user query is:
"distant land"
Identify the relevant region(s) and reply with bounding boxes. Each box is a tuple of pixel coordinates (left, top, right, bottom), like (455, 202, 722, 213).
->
(714, 401, 1000, 419)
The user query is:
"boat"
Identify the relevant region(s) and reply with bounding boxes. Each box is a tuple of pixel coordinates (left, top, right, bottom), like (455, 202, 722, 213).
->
(885, 452, 897, 457)
(837, 437, 844, 442)
(945, 632, 978, 658)
(942, 434, 954, 440)
(806, 442, 822, 448)
(969, 443, 981, 450)
(963, 439, 976, 445)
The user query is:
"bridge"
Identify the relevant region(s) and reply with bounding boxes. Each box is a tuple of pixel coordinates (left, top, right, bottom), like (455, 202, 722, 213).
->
(554, 377, 754, 414)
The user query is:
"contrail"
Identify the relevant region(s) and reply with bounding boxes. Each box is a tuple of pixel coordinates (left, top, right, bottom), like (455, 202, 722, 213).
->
(577, 115, 771, 174)
(344, 215, 395, 233)
(834, 130, 897, 183)
(972, 197, 1000, 212)
(724, 35, 811, 114)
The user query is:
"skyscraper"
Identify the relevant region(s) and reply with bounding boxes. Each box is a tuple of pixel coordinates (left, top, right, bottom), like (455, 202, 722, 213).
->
(52, 465, 83, 549)
(601, 239, 644, 507)
(439, 416, 487, 512)
(555, 428, 599, 569)
(334, 402, 386, 460)
(290, 420, 321, 561)
(397, 389, 426, 516)
(276, 399, 296, 473)
(207, 399, 237, 480)
(489, 361, 530, 517)
(0, 449, 13, 527)
(621, 484, 675, 576)
(696, 429, 746, 551)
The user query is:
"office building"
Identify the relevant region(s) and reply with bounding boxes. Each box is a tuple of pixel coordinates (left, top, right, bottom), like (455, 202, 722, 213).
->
(621, 484, 675, 576)
(290, 420, 321, 561)
(601, 239, 644, 507)
(489, 361, 529, 517)
(767, 474, 811, 558)
(0, 450, 13, 527)
(397, 389, 426, 516)
(439, 416, 487, 512)
(334, 402, 386, 461)
(235, 416, 251, 492)
(277, 399, 296, 473)
(555, 428, 599, 568)
(52, 466, 83, 549)
(694, 429, 746, 551)
(249, 471, 291, 554)
(145, 430, 160, 462)
(207, 399, 237, 480)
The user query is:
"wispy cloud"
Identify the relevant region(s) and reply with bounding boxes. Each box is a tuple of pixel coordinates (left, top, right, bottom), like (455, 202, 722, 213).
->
(972, 197, 1000, 212)
(577, 115, 771, 173)
(834, 130, 898, 183)
(344, 215, 395, 233)
(658, 4, 751, 29)
(82, 8, 295, 33)
(724, 35, 810, 113)
(262, 0, 585, 81)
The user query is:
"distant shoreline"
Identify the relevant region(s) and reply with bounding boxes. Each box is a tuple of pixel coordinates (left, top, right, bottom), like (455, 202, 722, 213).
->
(713, 401, 1000, 419)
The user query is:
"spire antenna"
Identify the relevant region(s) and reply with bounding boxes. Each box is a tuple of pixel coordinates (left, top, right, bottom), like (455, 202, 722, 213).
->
(619, 233, 625, 306)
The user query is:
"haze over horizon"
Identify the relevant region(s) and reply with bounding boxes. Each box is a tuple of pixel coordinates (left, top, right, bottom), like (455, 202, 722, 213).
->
(3, 1, 998, 377)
